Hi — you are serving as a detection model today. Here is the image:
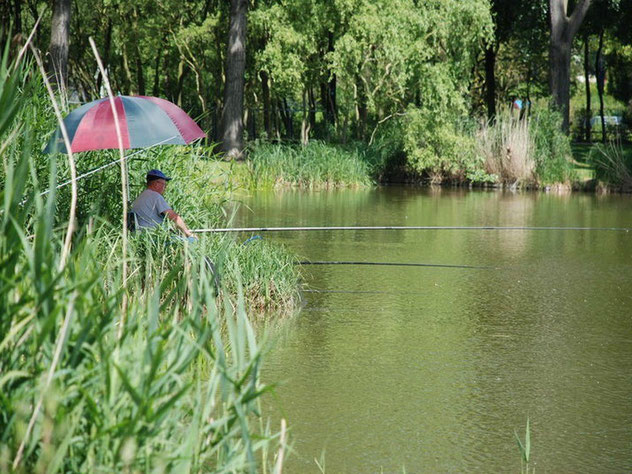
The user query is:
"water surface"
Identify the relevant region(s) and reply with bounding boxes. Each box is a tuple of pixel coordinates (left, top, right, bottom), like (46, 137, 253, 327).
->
(236, 187, 632, 472)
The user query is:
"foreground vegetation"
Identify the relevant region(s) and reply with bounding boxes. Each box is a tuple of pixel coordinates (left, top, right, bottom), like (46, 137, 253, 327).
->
(1, 42, 292, 473)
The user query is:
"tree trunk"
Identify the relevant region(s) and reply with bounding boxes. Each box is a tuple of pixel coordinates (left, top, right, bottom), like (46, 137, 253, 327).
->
(221, 0, 248, 159)
(96, 19, 112, 95)
(132, 8, 145, 96)
(48, 0, 71, 89)
(327, 32, 337, 125)
(484, 44, 497, 121)
(260, 70, 271, 137)
(549, 37, 572, 131)
(176, 59, 187, 106)
(273, 97, 281, 141)
(549, 0, 591, 133)
(355, 75, 367, 140)
(525, 66, 533, 118)
(10, 0, 22, 33)
(122, 44, 134, 94)
(595, 29, 606, 144)
(280, 97, 293, 139)
(584, 33, 592, 142)
(214, 27, 224, 141)
(308, 86, 316, 130)
(152, 41, 164, 96)
(301, 88, 311, 145)
(319, 31, 337, 128)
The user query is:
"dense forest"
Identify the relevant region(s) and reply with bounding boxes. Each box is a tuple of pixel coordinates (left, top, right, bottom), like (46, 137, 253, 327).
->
(2, 0, 632, 182)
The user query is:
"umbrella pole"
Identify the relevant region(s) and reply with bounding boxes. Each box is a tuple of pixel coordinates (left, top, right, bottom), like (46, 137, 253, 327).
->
(125, 153, 131, 205)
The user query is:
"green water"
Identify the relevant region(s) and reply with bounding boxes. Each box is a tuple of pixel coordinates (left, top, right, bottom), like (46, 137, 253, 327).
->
(236, 186, 632, 472)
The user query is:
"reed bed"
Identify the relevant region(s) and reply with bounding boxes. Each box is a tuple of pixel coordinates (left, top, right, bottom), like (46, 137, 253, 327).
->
(477, 112, 536, 186)
(246, 141, 375, 189)
(1, 40, 290, 473)
(591, 140, 632, 191)
(476, 109, 575, 187)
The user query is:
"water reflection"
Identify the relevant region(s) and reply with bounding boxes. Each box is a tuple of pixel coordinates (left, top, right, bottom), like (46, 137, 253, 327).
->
(236, 187, 632, 472)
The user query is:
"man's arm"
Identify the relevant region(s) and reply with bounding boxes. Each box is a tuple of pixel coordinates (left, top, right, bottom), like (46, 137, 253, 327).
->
(164, 210, 194, 237)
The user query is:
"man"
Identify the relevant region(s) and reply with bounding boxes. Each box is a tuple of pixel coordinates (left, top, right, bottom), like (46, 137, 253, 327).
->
(131, 169, 195, 239)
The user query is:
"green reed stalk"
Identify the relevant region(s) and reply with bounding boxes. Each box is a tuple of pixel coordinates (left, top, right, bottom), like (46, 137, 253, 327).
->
(1, 37, 287, 474)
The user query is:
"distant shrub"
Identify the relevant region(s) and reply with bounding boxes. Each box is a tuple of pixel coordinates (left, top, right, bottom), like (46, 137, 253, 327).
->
(247, 141, 374, 188)
(530, 108, 576, 184)
(401, 105, 490, 183)
(477, 112, 535, 186)
(590, 140, 632, 190)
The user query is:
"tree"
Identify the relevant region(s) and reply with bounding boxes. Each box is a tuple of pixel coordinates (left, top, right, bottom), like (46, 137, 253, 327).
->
(548, 0, 591, 132)
(48, 0, 72, 89)
(578, 0, 621, 142)
(484, 0, 517, 119)
(221, 0, 248, 159)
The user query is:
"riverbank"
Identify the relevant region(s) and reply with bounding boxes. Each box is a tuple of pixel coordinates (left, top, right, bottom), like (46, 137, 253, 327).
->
(1, 62, 287, 472)
(206, 139, 632, 194)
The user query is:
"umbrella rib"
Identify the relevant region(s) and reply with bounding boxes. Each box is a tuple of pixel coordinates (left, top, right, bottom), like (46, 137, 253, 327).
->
(39, 135, 177, 197)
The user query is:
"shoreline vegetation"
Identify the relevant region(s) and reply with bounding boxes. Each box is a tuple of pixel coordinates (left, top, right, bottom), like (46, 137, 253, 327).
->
(1, 51, 289, 472)
(233, 127, 632, 194)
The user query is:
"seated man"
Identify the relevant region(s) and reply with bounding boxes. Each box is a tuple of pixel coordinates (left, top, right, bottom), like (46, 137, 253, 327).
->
(131, 169, 195, 239)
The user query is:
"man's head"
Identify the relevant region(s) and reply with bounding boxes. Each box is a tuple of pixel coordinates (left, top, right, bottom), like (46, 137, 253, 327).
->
(146, 169, 172, 195)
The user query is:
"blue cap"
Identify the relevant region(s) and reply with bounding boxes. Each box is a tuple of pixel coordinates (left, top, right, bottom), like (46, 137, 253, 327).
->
(146, 169, 172, 181)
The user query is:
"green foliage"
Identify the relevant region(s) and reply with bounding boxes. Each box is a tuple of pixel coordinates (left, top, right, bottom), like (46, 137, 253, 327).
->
(514, 418, 532, 473)
(400, 106, 487, 183)
(0, 46, 288, 473)
(329, 0, 492, 139)
(608, 43, 632, 107)
(590, 140, 632, 188)
(530, 108, 576, 184)
(246, 141, 376, 188)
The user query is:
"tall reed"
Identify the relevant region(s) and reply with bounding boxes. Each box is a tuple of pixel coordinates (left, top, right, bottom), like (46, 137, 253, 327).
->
(591, 140, 632, 190)
(477, 112, 535, 186)
(246, 141, 375, 189)
(1, 38, 287, 473)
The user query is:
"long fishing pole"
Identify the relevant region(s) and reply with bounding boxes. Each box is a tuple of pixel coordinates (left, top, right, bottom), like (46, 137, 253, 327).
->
(192, 225, 632, 233)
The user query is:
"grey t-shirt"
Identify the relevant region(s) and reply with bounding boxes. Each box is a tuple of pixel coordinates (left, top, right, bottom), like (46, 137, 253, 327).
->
(131, 189, 172, 229)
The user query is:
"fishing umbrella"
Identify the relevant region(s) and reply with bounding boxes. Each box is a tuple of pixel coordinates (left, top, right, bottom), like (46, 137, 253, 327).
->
(45, 95, 205, 154)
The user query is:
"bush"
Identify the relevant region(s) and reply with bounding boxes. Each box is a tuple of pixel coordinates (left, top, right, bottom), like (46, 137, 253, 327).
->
(401, 105, 490, 183)
(530, 107, 576, 184)
(590, 140, 632, 189)
(477, 111, 535, 185)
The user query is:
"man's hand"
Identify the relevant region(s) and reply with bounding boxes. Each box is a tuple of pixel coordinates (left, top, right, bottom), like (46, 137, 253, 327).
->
(164, 210, 194, 238)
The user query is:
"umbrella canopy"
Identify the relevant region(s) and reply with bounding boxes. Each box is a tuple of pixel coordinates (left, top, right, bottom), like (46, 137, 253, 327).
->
(45, 95, 205, 153)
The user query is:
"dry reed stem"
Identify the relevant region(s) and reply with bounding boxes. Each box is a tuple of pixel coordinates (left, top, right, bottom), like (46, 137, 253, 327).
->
(88, 37, 129, 339)
(274, 418, 287, 474)
(28, 45, 77, 271)
(13, 15, 41, 69)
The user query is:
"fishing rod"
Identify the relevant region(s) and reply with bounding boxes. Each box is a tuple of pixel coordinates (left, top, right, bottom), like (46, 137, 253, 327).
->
(192, 225, 632, 233)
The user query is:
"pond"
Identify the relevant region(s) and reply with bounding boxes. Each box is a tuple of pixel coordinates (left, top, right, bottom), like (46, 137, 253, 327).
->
(236, 186, 632, 472)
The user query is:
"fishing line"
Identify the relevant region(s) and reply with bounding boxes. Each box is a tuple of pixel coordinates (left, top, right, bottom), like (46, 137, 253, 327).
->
(303, 288, 434, 296)
(192, 225, 632, 233)
(298, 261, 492, 269)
